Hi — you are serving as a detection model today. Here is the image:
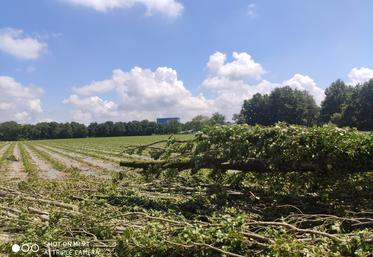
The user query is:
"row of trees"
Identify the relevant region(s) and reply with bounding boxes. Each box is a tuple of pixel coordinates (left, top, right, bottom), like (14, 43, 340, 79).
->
(236, 79, 373, 130)
(320, 79, 373, 130)
(234, 86, 319, 126)
(0, 122, 89, 141)
(0, 113, 226, 141)
(1, 79, 372, 141)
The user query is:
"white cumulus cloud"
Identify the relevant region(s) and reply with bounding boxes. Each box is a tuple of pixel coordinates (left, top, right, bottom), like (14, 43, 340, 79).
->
(282, 74, 325, 105)
(64, 67, 210, 123)
(14, 112, 31, 123)
(64, 52, 327, 123)
(203, 52, 324, 119)
(0, 76, 43, 123)
(0, 28, 47, 60)
(62, 0, 183, 17)
(203, 78, 278, 118)
(348, 67, 373, 85)
(63, 94, 119, 122)
(207, 51, 265, 80)
(73, 79, 117, 96)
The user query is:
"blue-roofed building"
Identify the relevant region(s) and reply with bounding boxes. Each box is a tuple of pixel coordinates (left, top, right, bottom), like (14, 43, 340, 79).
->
(156, 117, 180, 125)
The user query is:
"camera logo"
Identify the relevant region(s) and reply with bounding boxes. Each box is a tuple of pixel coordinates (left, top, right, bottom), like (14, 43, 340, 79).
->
(12, 243, 39, 253)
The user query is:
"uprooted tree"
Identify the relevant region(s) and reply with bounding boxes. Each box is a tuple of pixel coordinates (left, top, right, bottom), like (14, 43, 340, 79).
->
(120, 123, 373, 176)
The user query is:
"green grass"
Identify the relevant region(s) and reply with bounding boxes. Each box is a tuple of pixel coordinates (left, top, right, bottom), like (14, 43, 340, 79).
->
(41, 143, 120, 163)
(26, 143, 67, 171)
(32, 134, 193, 152)
(18, 142, 38, 175)
(0, 143, 14, 168)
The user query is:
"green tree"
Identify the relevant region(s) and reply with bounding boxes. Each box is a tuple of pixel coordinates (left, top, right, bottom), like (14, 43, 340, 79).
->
(320, 79, 353, 123)
(0, 121, 21, 141)
(96, 121, 114, 137)
(88, 122, 98, 137)
(58, 123, 73, 138)
(238, 86, 319, 126)
(270, 86, 319, 125)
(163, 120, 181, 134)
(339, 79, 373, 130)
(184, 115, 210, 131)
(70, 122, 88, 138)
(112, 122, 126, 136)
(209, 112, 226, 125)
(239, 93, 271, 125)
(355, 79, 373, 130)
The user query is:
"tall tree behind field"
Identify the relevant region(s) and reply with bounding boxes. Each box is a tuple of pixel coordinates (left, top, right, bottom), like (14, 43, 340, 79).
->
(238, 86, 320, 126)
(88, 122, 98, 137)
(355, 79, 373, 130)
(320, 79, 354, 124)
(70, 122, 88, 138)
(0, 122, 21, 141)
(239, 94, 271, 126)
(183, 113, 226, 131)
(184, 115, 210, 131)
(339, 79, 373, 130)
(269, 87, 319, 126)
(210, 112, 226, 125)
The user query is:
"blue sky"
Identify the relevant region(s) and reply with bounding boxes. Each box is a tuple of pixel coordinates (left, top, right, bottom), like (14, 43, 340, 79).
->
(0, 0, 373, 123)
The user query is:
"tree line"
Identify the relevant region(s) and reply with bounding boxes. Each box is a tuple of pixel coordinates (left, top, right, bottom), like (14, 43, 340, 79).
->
(235, 78, 373, 130)
(1, 78, 372, 141)
(0, 113, 226, 141)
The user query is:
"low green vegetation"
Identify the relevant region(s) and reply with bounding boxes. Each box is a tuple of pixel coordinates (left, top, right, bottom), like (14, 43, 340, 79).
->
(0, 125, 372, 256)
(40, 134, 192, 152)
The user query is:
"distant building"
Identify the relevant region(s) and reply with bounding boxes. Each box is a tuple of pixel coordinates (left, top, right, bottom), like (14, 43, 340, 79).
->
(156, 117, 180, 125)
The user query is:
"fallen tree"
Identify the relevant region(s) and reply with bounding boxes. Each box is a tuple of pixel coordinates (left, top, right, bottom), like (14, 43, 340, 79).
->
(119, 158, 326, 173)
(120, 123, 373, 174)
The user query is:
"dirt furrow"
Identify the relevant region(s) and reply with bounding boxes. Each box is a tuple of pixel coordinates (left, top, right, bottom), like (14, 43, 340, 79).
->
(80, 147, 153, 161)
(42, 144, 123, 172)
(66, 145, 121, 156)
(58, 145, 123, 163)
(7, 143, 27, 180)
(70, 146, 123, 162)
(35, 145, 97, 176)
(23, 145, 65, 180)
(56, 144, 152, 161)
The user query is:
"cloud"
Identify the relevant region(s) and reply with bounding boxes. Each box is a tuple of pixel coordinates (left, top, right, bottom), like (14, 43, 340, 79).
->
(14, 112, 31, 123)
(247, 3, 256, 17)
(207, 51, 265, 80)
(63, 94, 119, 122)
(203, 52, 324, 119)
(37, 118, 55, 123)
(62, 0, 183, 17)
(202, 74, 324, 120)
(0, 76, 43, 123)
(282, 74, 325, 105)
(72, 79, 117, 96)
(64, 67, 210, 123)
(203, 74, 324, 119)
(348, 67, 373, 85)
(203, 52, 272, 104)
(203, 78, 278, 118)
(0, 28, 47, 60)
(65, 51, 326, 123)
